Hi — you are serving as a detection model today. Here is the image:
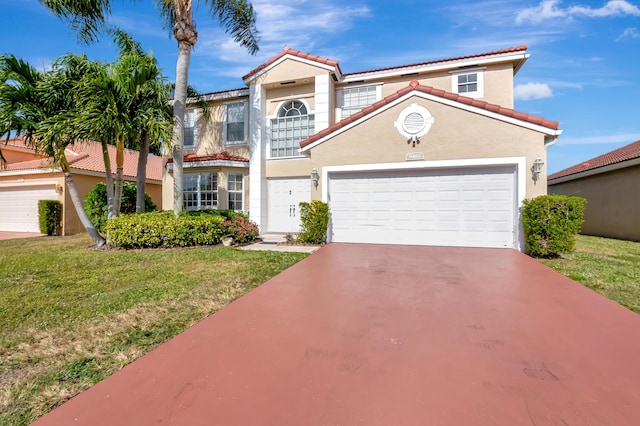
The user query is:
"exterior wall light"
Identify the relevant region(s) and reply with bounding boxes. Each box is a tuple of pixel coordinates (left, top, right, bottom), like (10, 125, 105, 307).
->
(55, 183, 63, 194)
(532, 157, 544, 182)
(311, 168, 320, 188)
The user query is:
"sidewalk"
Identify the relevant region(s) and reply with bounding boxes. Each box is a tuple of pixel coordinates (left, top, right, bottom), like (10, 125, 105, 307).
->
(239, 233, 320, 253)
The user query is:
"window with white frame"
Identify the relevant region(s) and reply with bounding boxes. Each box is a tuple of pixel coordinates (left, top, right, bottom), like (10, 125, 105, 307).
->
(451, 69, 484, 98)
(270, 100, 315, 158)
(339, 85, 378, 118)
(183, 172, 217, 210)
(224, 101, 248, 145)
(184, 108, 197, 148)
(227, 173, 243, 211)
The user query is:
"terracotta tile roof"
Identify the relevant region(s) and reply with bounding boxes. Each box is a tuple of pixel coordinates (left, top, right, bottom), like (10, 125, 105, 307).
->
(166, 152, 249, 164)
(343, 45, 528, 77)
(548, 140, 640, 181)
(242, 46, 342, 81)
(300, 80, 559, 149)
(3, 140, 162, 181)
(2, 135, 33, 150)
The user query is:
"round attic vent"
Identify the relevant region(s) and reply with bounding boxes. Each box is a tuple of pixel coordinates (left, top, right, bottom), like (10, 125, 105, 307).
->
(394, 103, 434, 140)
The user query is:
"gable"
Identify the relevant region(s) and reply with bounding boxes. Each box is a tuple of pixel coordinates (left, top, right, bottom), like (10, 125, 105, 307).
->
(254, 58, 333, 86)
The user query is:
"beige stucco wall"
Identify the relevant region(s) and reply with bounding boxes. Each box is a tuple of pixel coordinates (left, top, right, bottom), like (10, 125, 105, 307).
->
(265, 83, 316, 116)
(188, 99, 250, 159)
(343, 62, 515, 110)
(294, 96, 549, 199)
(549, 165, 640, 241)
(63, 174, 162, 236)
(252, 59, 328, 86)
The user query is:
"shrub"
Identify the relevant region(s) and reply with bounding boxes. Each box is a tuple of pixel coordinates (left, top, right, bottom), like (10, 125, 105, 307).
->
(84, 182, 157, 232)
(297, 200, 329, 244)
(38, 200, 62, 235)
(105, 211, 225, 249)
(223, 215, 260, 244)
(522, 195, 586, 258)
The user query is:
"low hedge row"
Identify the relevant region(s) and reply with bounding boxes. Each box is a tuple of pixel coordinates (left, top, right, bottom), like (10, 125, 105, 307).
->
(38, 200, 62, 236)
(105, 210, 259, 249)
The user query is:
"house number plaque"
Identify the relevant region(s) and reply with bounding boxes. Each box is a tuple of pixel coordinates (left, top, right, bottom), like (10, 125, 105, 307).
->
(406, 152, 424, 161)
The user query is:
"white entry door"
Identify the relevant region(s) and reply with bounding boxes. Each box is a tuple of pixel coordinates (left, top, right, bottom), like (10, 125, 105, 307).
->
(328, 166, 517, 248)
(0, 185, 58, 232)
(268, 178, 310, 233)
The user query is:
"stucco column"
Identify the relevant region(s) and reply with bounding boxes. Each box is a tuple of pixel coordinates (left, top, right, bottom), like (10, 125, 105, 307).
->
(249, 83, 267, 231)
(314, 74, 331, 132)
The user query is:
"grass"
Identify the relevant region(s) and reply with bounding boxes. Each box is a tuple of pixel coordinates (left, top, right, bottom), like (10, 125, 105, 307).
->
(0, 234, 307, 426)
(539, 234, 640, 313)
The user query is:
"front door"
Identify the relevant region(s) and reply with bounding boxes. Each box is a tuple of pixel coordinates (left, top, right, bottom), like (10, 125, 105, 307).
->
(268, 178, 310, 233)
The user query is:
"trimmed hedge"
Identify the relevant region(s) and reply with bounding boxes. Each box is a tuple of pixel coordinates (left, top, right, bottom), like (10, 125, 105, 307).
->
(297, 200, 329, 244)
(522, 195, 586, 258)
(38, 200, 62, 236)
(84, 182, 157, 232)
(105, 210, 260, 249)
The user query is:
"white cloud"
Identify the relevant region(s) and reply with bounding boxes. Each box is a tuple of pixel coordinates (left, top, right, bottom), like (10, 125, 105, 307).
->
(617, 27, 640, 40)
(516, 0, 640, 24)
(558, 133, 640, 145)
(514, 82, 554, 100)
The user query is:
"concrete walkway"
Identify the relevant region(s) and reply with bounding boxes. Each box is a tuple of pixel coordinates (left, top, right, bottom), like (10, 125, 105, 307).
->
(33, 244, 640, 425)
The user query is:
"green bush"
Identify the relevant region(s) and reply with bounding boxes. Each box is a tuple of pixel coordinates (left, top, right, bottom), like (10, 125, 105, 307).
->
(84, 182, 157, 232)
(105, 211, 226, 249)
(522, 195, 586, 258)
(38, 200, 62, 236)
(297, 200, 329, 244)
(223, 216, 260, 244)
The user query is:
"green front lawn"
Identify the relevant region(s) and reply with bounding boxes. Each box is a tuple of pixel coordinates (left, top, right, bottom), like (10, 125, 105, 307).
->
(539, 234, 640, 313)
(0, 234, 307, 426)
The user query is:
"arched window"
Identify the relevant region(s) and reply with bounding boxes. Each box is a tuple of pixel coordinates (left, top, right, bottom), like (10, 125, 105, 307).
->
(271, 100, 315, 158)
(278, 101, 307, 117)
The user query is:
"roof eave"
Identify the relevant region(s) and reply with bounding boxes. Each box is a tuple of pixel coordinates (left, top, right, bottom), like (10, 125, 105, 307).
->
(549, 156, 640, 185)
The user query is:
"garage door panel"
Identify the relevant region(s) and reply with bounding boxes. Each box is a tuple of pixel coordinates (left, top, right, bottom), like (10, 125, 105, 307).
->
(328, 166, 516, 248)
(0, 186, 58, 232)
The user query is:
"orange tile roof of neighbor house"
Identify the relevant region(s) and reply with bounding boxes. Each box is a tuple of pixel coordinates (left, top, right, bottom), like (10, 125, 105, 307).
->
(2, 138, 162, 181)
(548, 140, 640, 181)
(299, 80, 559, 149)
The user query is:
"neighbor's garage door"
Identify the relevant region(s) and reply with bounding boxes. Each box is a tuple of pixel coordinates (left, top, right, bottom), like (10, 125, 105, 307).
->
(328, 166, 516, 248)
(0, 185, 58, 232)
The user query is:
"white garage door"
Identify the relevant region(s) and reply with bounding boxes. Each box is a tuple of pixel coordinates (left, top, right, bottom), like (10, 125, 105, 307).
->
(328, 166, 516, 248)
(0, 185, 58, 233)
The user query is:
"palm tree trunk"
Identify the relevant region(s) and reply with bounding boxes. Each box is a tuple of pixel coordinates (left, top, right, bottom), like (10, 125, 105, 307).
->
(101, 140, 117, 219)
(136, 128, 149, 213)
(172, 3, 197, 217)
(114, 134, 124, 214)
(61, 157, 106, 248)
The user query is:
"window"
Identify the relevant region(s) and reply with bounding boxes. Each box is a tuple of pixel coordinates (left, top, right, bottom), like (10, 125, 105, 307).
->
(224, 101, 248, 145)
(270, 100, 315, 158)
(184, 108, 197, 148)
(228, 173, 243, 211)
(451, 69, 484, 98)
(339, 85, 378, 118)
(183, 172, 217, 210)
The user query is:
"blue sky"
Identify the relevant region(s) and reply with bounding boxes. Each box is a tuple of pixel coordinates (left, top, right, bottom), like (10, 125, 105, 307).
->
(1, 0, 639, 174)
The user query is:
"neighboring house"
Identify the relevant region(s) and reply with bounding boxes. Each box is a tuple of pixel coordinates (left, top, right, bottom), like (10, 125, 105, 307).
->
(0, 137, 162, 235)
(162, 45, 561, 250)
(548, 140, 640, 241)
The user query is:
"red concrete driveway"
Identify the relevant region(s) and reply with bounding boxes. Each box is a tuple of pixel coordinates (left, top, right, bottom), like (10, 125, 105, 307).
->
(34, 244, 640, 425)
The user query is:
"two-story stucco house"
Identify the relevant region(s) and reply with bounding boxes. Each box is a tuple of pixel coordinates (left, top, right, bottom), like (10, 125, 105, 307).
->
(162, 45, 561, 250)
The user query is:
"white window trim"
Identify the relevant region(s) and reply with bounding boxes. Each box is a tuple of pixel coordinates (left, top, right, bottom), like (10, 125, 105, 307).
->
(450, 67, 485, 99)
(227, 173, 244, 211)
(184, 108, 198, 151)
(184, 172, 218, 211)
(336, 83, 382, 121)
(223, 100, 249, 146)
(267, 99, 314, 160)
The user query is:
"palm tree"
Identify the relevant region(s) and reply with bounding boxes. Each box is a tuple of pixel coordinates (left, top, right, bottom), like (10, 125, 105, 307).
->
(40, 0, 260, 215)
(0, 55, 107, 247)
